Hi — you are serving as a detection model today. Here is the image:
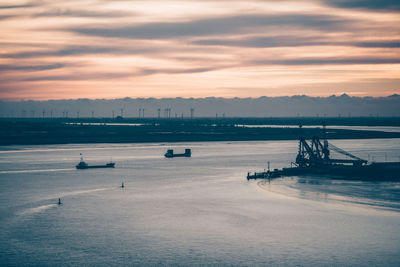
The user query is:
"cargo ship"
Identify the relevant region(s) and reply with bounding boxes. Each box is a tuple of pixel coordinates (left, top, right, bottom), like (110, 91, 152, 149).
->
(247, 131, 400, 181)
(76, 154, 115, 169)
(164, 149, 191, 158)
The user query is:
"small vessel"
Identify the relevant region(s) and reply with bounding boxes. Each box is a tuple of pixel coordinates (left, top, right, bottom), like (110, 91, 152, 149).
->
(164, 148, 191, 158)
(58, 198, 62, 205)
(121, 182, 124, 188)
(76, 154, 115, 169)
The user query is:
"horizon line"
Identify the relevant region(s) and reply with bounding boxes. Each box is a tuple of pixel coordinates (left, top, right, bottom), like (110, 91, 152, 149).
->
(1, 93, 399, 102)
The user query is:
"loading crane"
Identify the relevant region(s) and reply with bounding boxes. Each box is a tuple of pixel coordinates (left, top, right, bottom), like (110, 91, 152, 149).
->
(295, 135, 367, 168)
(248, 124, 399, 181)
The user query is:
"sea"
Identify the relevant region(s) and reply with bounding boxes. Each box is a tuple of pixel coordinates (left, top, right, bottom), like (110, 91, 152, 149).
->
(0, 139, 399, 266)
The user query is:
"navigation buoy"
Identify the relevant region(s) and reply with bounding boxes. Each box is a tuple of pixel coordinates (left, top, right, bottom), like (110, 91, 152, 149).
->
(58, 198, 62, 205)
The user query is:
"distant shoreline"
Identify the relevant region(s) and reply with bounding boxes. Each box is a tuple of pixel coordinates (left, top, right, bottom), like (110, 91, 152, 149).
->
(1, 95, 399, 118)
(2, 118, 400, 146)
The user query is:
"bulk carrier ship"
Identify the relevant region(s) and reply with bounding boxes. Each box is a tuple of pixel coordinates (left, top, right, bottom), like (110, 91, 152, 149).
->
(76, 154, 115, 169)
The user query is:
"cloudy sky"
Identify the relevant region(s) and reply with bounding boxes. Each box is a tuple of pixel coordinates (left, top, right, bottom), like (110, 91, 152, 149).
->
(0, 0, 399, 100)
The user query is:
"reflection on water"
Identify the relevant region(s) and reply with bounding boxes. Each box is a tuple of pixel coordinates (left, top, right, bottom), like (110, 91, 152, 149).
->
(18, 204, 58, 216)
(0, 140, 399, 266)
(260, 176, 400, 211)
(0, 168, 74, 174)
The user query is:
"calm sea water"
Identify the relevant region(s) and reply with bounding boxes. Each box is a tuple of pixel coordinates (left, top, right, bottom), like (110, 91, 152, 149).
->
(0, 139, 399, 266)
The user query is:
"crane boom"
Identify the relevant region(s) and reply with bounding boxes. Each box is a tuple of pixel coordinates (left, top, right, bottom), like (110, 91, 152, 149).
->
(328, 143, 365, 161)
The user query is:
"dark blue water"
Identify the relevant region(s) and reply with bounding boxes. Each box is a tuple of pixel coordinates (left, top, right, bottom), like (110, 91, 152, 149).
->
(0, 140, 399, 266)
(237, 125, 400, 133)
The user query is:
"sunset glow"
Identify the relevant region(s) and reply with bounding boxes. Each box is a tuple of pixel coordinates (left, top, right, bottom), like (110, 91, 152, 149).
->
(0, 0, 399, 100)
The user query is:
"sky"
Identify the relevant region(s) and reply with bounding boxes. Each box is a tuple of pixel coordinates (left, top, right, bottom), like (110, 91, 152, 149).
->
(0, 0, 399, 100)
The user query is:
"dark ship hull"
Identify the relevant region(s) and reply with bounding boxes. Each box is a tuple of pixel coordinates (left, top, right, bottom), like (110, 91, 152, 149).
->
(249, 162, 400, 181)
(165, 154, 190, 158)
(76, 162, 115, 169)
(304, 162, 399, 180)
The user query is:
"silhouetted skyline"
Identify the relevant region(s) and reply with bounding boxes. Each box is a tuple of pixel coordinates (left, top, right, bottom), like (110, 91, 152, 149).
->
(1, 95, 399, 118)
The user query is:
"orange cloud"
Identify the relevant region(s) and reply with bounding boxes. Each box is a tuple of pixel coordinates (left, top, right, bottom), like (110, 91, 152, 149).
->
(0, 0, 399, 100)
